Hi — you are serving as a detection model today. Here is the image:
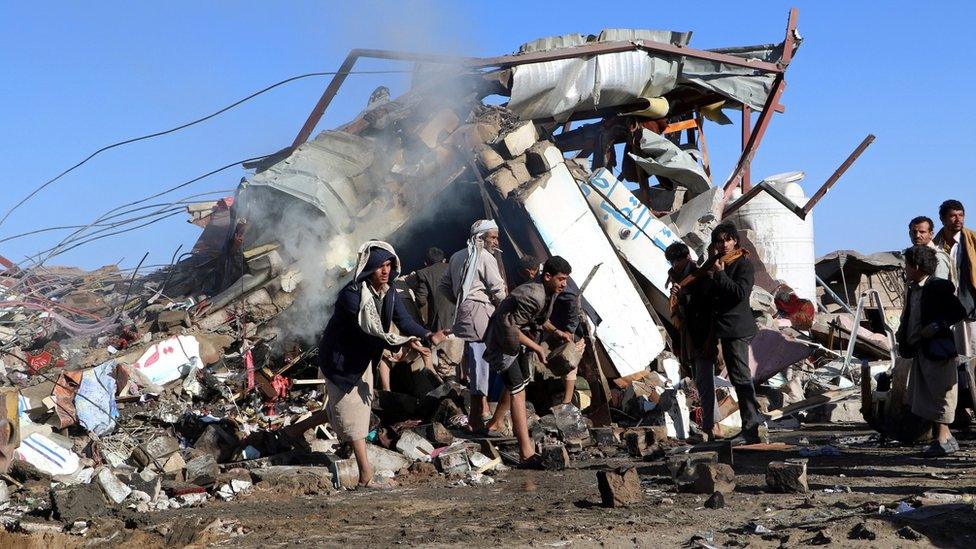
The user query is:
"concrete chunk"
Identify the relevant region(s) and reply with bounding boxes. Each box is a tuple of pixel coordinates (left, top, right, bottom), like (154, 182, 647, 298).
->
(591, 427, 618, 447)
(487, 166, 520, 198)
(50, 483, 108, 522)
(396, 430, 435, 462)
(497, 122, 538, 159)
(540, 443, 570, 470)
(415, 422, 454, 447)
(131, 436, 180, 468)
(525, 142, 565, 176)
(766, 459, 808, 493)
(597, 467, 643, 508)
(476, 147, 505, 173)
(677, 462, 736, 495)
(97, 468, 132, 504)
(185, 454, 219, 486)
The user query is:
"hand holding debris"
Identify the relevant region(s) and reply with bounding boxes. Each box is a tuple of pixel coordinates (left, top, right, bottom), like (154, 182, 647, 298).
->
(408, 339, 431, 358)
(532, 344, 548, 365)
(429, 330, 449, 346)
(556, 330, 574, 345)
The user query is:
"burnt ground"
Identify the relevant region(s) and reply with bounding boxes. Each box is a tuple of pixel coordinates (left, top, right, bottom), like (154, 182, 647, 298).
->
(4, 423, 976, 548)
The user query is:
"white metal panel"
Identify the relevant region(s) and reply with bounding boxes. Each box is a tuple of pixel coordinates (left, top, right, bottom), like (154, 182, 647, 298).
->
(522, 163, 664, 376)
(580, 168, 695, 296)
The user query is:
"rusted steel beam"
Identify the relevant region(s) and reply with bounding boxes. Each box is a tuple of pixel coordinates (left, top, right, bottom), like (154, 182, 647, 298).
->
(741, 104, 752, 191)
(722, 180, 807, 220)
(722, 75, 786, 199)
(779, 7, 800, 68)
(293, 7, 798, 148)
(802, 134, 876, 215)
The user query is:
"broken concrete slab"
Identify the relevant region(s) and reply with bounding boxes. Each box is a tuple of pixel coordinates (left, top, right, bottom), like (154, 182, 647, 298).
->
(367, 444, 412, 472)
(185, 454, 219, 486)
(525, 142, 564, 176)
(251, 465, 334, 491)
(395, 430, 435, 462)
(766, 459, 808, 493)
(677, 462, 736, 495)
(597, 467, 643, 508)
(414, 422, 454, 447)
(192, 423, 239, 463)
(50, 483, 108, 522)
(131, 435, 180, 469)
(96, 467, 132, 504)
(497, 121, 538, 158)
(487, 166, 520, 198)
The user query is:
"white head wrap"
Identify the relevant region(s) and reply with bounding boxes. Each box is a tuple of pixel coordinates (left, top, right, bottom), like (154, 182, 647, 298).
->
(455, 219, 499, 314)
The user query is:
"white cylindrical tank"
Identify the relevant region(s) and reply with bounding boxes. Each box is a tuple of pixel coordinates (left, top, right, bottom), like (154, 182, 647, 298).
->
(730, 173, 816, 301)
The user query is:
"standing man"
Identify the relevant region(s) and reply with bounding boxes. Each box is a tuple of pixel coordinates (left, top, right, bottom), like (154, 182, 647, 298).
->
(666, 241, 721, 441)
(411, 247, 454, 332)
(484, 256, 575, 467)
(896, 245, 967, 456)
(909, 216, 951, 280)
(440, 220, 509, 434)
(707, 222, 764, 444)
(934, 200, 976, 358)
(318, 241, 446, 488)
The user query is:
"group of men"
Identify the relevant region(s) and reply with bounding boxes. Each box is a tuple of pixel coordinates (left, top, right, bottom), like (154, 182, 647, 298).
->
(315, 220, 582, 487)
(309, 197, 976, 488)
(900, 199, 976, 456)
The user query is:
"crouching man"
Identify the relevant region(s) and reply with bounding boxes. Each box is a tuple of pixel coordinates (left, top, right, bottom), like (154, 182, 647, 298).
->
(897, 245, 967, 457)
(484, 256, 574, 468)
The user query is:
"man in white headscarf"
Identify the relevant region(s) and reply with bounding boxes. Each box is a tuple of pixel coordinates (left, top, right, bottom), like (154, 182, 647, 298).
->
(440, 219, 509, 434)
(319, 241, 446, 488)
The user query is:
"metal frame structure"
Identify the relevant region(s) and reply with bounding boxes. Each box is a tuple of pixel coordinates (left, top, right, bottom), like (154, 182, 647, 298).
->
(290, 8, 802, 192)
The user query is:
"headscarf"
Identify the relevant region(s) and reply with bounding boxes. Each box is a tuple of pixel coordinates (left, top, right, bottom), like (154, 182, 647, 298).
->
(352, 241, 415, 347)
(456, 219, 498, 308)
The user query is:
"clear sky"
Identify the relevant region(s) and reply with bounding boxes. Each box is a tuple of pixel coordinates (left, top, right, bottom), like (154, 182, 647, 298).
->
(1, 1, 972, 271)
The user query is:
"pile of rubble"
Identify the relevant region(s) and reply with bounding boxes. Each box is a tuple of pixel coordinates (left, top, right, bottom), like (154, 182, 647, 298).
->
(1, 7, 938, 537)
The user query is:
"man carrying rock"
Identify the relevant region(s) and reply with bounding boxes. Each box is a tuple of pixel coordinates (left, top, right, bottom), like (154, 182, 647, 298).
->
(484, 256, 575, 468)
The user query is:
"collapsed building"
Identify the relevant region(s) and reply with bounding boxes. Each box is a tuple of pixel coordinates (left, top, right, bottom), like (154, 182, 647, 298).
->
(1, 6, 950, 531)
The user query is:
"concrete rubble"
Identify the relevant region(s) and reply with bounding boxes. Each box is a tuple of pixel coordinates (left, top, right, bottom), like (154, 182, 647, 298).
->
(0, 8, 961, 546)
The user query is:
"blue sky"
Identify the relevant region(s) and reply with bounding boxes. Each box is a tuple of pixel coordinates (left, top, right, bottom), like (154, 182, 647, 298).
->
(1, 1, 972, 271)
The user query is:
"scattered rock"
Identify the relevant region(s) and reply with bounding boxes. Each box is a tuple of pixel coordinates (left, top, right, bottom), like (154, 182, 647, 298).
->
(896, 526, 923, 541)
(185, 454, 219, 486)
(597, 467, 643, 508)
(407, 461, 438, 478)
(809, 530, 832, 545)
(849, 522, 877, 540)
(705, 491, 725, 509)
(415, 422, 454, 447)
(540, 443, 570, 471)
(50, 483, 108, 522)
(766, 459, 808, 493)
(590, 427, 618, 447)
(677, 462, 736, 495)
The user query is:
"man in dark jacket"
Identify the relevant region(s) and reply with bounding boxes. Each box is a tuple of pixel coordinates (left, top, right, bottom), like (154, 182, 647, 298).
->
(319, 241, 446, 488)
(666, 241, 720, 440)
(897, 245, 967, 456)
(707, 222, 764, 444)
(410, 247, 454, 332)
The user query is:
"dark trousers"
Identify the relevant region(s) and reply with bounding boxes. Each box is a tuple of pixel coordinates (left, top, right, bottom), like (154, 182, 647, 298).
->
(694, 358, 719, 433)
(720, 336, 763, 433)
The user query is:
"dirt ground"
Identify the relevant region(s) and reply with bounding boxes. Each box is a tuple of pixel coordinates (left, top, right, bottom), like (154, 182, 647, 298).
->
(4, 423, 976, 548)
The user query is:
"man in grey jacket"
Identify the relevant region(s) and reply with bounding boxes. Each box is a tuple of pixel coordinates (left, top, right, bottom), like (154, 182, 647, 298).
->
(484, 256, 575, 468)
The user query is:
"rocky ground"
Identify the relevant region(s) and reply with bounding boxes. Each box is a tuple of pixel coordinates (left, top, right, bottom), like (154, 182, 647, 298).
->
(3, 423, 976, 548)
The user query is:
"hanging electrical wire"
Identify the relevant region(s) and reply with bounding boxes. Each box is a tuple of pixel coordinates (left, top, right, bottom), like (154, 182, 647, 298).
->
(0, 68, 411, 228)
